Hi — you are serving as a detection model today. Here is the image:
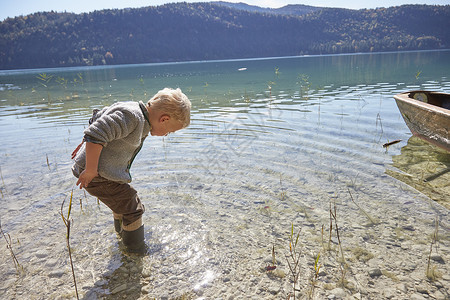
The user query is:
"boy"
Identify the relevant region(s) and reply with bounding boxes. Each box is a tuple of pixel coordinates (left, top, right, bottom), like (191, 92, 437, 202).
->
(71, 88, 191, 253)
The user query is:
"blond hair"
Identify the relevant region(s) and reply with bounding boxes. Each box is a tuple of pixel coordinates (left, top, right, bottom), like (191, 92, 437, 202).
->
(147, 88, 191, 128)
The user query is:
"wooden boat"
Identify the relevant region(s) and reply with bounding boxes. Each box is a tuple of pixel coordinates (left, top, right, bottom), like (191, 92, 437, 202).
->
(394, 91, 450, 152)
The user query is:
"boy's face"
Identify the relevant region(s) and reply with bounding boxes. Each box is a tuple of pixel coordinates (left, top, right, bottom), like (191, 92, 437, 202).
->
(150, 115, 183, 136)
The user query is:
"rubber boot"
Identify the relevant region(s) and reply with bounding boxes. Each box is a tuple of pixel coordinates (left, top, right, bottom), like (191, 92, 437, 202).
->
(122, 225, 147, 254)
(113, 212, 123, 234)
(114, 219, 122, 234)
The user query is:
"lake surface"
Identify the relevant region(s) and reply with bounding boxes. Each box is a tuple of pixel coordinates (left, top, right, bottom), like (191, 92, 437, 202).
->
(0, 50, 449, 299)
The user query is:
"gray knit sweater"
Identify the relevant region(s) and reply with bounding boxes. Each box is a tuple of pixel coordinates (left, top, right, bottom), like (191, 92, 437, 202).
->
(72, 101, 151, 183)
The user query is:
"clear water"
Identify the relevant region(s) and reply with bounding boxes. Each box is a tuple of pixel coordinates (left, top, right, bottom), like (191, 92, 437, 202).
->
(0, 51, 449, 299)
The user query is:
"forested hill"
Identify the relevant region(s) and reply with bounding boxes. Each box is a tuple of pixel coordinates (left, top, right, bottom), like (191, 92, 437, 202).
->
(215, 2, 321, 15)
(0, 2, 449, 70)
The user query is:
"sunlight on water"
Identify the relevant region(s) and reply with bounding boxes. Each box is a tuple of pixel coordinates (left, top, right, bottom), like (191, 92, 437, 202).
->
(0, 51, 449, 299)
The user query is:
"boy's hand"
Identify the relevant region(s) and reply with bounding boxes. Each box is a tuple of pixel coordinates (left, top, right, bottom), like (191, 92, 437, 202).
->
(76, 169, 98, 189)
(76, 141, 103, 189)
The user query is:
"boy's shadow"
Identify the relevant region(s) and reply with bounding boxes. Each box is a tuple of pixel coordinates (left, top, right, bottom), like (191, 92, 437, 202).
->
(83, 251, 144, 300)
(82, 230, 164, 299)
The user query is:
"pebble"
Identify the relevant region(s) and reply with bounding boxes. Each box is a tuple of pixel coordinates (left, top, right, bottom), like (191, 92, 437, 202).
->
(430, 255, 445, 264)
(433, 290, 446, 300)
(434, 280, 444, 288)
(351, 292, 362, 299)
(266, 282, 280, 295)
(48, 270, 65, 278)
(45, 258, 59, 267)
(410, 293, 427, 300)
(396, 283, 407, 293)
(141, 285, 151, 294)
(402, 225, 415, 231)
(94, 280, 108, 286)
(35, 250, 48, 259)
(368, 268, 382, 278)
(142, 269, 152, 278)
(415, 284, 429, 294)
(329, 288, 346, 298)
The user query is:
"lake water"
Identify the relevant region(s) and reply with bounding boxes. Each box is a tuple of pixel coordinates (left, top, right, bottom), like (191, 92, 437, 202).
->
(0, 51, 449, 299)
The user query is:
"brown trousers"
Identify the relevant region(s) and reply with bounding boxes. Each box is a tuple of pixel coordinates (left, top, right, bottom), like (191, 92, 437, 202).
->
(84, 178, 145, 229)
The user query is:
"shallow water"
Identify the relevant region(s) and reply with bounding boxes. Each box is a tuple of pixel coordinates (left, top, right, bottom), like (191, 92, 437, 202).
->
(0, 51, 449, 299)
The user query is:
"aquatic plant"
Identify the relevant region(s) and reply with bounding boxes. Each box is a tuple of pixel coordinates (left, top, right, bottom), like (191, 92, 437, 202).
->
(415, 70, 422, 80)
(0, 166, 5, 198)
(60, 189, 79, 299)
(265, 245, 277, 272)
(375, 113, 384, 141)
(56, 76, 69, 89)
(36, 73, 53, 102)
(136, 76, 148, 99)
(307, 252, 321, 299)
(346, 175, 361, 190)
(274, 67, 280, 78)
(426, 216, 442, 281)
(79, 190, 88, 211)
(348, 189, 378, 225)
(73, 73, 84, 86)
(46, 154, 51, 171)
(329, 199, 348, 287)
(0, 218, 22, 273)
(351, 247, 374, 262)
(297, 74, 311, 100)
(36, 73, 53, 88)
(267, 81, 276, 97)
(285, 223, 302, 300)
(279, 175, 287, 201)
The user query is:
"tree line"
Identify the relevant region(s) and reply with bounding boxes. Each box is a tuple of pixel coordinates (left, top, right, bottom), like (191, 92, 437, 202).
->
(0, 2, 449, 70)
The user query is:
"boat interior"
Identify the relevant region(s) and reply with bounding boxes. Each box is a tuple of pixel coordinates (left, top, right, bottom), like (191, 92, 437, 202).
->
(408, 91, 450, 109)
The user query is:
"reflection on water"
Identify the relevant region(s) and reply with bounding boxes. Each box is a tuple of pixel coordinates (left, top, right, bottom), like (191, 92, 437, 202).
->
(0, 50, 449, 299)
(387, 136, 450, 209)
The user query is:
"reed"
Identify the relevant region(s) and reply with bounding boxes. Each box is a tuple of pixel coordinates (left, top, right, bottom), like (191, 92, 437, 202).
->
(0, 218, 22, 273)
(60, 189, 79, 299)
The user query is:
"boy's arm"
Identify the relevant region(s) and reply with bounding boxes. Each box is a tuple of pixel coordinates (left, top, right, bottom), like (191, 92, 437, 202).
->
(76, 142, 103, 189)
